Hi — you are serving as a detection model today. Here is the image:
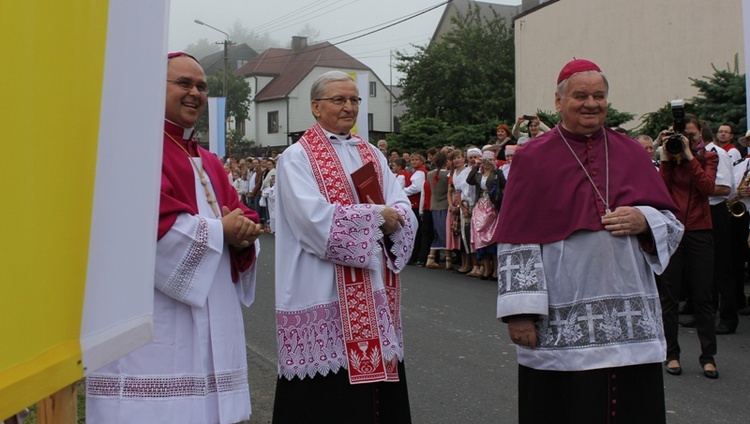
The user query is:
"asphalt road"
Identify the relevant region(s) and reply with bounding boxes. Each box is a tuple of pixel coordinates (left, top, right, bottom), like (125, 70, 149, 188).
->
(242, 233, 750, 423)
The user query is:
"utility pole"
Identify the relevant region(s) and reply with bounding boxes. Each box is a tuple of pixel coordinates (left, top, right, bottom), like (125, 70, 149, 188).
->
(194, 19, 235, 156)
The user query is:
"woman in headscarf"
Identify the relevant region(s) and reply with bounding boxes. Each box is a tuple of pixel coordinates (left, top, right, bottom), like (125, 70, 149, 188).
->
(467, 150, 505, 280)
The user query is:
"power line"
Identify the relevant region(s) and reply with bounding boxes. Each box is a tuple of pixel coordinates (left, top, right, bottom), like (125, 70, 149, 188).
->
(250, 0, 332, 33)
(263, 0, 362, 35)
(251, 0, 450, 62)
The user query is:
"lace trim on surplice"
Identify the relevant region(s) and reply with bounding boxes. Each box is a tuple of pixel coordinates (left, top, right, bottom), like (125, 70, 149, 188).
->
(276, 292, 403, 381)
(325, 203, 385, 268)
(162, 216, 210, 300)
(86, 367, 248, 399)
(497, 244, 546, 296)
(535, 295, 663, 350)
(663, 210, 683, 256)
(385, 204, 416, 272)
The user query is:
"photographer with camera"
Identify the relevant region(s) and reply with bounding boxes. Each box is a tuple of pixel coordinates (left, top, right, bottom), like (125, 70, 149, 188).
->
(511, 114, 550, 141)
(658, 113, 720, 379)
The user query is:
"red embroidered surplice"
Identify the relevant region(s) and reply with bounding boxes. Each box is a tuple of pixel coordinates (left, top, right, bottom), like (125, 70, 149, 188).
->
(298, 124, 400, 384)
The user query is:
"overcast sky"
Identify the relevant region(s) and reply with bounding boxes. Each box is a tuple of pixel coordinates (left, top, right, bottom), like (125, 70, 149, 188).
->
(168, 0, 520, 83)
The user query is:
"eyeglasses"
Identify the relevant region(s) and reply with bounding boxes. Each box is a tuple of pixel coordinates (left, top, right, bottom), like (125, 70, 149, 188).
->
(167, 78, 209, 95)
(314, 96, 362, 106)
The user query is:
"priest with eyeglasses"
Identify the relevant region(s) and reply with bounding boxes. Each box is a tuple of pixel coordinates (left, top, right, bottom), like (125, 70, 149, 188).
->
(272, 70, 416, 423)
(86, 52, 262, 424)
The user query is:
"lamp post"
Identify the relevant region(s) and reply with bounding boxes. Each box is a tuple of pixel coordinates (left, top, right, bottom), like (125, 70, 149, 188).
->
(194, 19, 231, 97)
(194, 19, 234, 157)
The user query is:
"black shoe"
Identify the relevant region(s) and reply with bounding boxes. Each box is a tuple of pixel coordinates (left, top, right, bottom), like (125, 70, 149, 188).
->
(703, 364, 719, 379)
(738, 305, 750, 316)
(665, 360, 682, 376)
(679, 316, 696, 327)
(715, 324, 736, 335)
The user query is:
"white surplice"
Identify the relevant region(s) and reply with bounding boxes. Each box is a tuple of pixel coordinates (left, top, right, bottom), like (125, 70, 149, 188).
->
(496, 206, 683, 371)
(86, 158, 259, 424)
(274, 128, 416, 381)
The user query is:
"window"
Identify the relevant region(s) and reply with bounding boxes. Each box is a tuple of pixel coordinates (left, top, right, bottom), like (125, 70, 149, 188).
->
(237, 59, 248, 68)
(236, 119, 246, 137)
(369, 81, 377, 97)
(368, 113, 374, 131)
(268, 111, 279, 134)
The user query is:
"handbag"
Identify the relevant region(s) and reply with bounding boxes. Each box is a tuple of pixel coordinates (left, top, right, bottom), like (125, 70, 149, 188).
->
(488, 170, 505, 210)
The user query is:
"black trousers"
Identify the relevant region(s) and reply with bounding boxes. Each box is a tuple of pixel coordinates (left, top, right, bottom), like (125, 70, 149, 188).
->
(272, 361, 412, 424)
(729, 213, 750, 309)
(409, 208, 422, 264)
(418, 210, 434, 264)
(518, 363, 665, 424)
(711, 204, 736, 328)
(658, 230, 717, 365)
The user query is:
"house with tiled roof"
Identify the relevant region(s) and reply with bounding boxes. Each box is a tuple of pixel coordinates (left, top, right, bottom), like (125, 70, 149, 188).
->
(235, 36, 396, 147)
(198, 43, 258, 79)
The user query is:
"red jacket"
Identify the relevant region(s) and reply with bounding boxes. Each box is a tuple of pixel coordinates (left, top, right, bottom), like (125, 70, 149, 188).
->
(659, 149, 718, 231)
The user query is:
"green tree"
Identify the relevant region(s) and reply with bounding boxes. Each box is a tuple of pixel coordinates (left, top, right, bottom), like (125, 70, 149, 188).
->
(637, 55, 746, 137)
(195, 68, 253, 140)
(387, 118, 448, 152)
(395, 4, 514, 126)
(228, 20, 278, 52)
(691, 54, 747, 136)
(535, 104, 635, 130)
(634, 102, 697, 138)
(185, 38, 220, 58)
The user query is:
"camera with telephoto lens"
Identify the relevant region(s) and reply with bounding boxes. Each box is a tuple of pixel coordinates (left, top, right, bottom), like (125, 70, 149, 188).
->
(664, 99, 687, 155)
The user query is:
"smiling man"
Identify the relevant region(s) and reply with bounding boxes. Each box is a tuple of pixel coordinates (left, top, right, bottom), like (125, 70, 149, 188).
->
(491, 59, 683, 423)
(86, 52, 262, 424)
(272, 71, 416, 423)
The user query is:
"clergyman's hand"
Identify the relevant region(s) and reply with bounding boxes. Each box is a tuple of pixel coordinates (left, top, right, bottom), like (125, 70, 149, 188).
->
(602, 206, 648, 237)
(221, 206, 261, 248)
(508, 316, 537, 348)
(366, 195, 404, 235)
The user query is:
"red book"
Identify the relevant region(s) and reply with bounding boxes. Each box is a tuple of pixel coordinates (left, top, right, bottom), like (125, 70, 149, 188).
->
(351, 161, 385, 204)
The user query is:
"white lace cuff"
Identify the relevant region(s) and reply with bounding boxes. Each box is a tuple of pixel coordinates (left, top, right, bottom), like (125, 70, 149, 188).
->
(384, 204, 416, 272)
(324, 203, 385, 269)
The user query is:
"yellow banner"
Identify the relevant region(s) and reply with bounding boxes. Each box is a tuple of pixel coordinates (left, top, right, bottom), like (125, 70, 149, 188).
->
(0, 0, 107, 416)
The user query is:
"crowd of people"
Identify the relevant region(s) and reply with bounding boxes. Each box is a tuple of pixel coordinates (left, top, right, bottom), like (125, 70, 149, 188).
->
(225, 155, 278, 233)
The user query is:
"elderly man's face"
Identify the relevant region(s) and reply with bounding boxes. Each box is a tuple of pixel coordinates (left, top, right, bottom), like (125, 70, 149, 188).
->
(311, 79, 359, 135)
(638, 138, 654, 157)
(166, 56, 207, 128)
(555, 72, 608, 135)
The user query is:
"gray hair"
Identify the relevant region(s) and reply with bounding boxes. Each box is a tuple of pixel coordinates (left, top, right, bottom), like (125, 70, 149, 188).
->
(635, 134, 653, 144)
(310, 70, 355, 101)
(555, 70, 609, 100)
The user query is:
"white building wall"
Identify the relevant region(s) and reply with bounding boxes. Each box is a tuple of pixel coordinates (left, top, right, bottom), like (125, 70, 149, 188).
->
(515, 0, 744, 131)
(255, 100, 288, 147)
(243, 75, 274, 144)
(250, 67, 395, 147)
